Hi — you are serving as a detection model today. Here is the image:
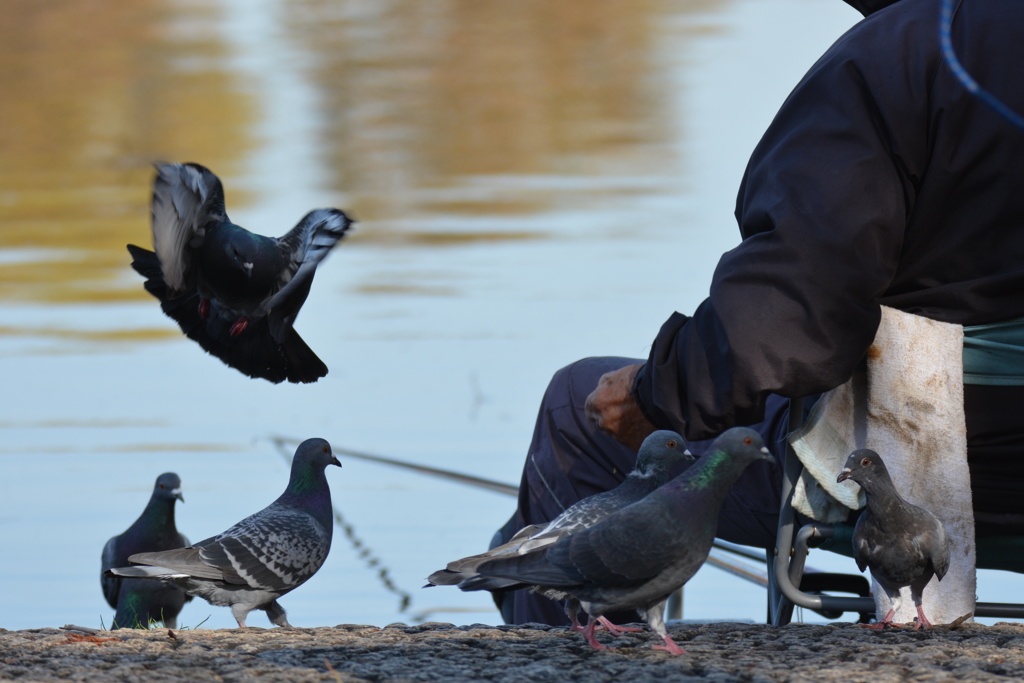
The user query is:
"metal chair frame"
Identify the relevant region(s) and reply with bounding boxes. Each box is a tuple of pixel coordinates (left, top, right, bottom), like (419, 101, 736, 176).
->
(768, 397, 1024, 626)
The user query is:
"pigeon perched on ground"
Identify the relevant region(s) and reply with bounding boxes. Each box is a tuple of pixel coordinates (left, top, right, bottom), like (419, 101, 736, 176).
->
(127, 162, 353, 383)
(106, 439, 341, 627)
(461, 427, 772, 654)
(101, 473, 191, 629)
(837, 448, 950, 630)
(427, 430, 693, 631)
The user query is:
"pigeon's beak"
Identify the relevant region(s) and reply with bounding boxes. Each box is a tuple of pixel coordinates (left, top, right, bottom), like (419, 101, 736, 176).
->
(330, 454, 342, 468)
(243, 262, 254, 278)
(837, 469, 852, 484)
(683, 449, 693, 457)
(759, 446, 773, 461)
(172, 488, 184, 503)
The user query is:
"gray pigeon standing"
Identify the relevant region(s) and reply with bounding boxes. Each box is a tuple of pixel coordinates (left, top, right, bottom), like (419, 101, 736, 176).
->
(837, 448, 950, 630)
(127, 162, 353, 383)
(106, 439, 341, 627)
(462, 427, 772, 654)
(101, 472, 191, 629)
(427, 430, 693, 631)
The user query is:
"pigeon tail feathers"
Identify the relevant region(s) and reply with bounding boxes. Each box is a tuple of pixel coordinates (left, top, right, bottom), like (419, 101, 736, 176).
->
(127, 548, 226, 581)
(468, 547, 586, 591)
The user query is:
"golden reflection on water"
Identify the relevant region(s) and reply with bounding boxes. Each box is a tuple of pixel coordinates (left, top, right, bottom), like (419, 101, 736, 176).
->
(0, 324, 176, 341)
(292, 0, 686, 222)
(0, 0, 717, 304)
(0, 0, 252, 304)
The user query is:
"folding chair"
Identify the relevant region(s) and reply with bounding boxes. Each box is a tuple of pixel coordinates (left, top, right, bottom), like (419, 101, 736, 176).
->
(768, 397, 1024, 626)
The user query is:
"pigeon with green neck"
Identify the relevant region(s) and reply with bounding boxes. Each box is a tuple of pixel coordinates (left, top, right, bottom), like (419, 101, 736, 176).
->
(429, 430, 692, 632)
(107, 439, 341, 628)
(101, 472, 191, 629)
(462, 427, 772, 654)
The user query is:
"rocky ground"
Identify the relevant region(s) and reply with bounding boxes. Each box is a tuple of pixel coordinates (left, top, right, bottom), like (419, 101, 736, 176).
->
(2, 619, 1023, 682)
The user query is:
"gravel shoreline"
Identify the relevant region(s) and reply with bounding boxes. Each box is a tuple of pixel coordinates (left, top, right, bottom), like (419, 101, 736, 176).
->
(2, 619, 1023, 682)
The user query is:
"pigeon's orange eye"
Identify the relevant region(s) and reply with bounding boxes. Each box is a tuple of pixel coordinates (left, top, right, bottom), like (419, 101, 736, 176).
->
(159, 484, 165, 489)
(322, 446, 329, 453)
(744, 437, 753, 445)
(861, 458, 871, 467)
(667, 440, 677, 448)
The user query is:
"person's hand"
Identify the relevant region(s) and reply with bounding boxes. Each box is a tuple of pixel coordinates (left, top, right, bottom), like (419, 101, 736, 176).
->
(584, 363, 656, 452)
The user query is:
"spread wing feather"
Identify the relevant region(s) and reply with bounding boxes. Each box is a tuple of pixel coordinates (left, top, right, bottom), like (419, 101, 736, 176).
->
(264, 209, 352, 340)
(150, 163, 227, 293)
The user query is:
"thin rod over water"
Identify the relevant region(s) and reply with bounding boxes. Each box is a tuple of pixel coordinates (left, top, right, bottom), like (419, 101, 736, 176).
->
(270, 435, 767, 588)
(271, 436, 517, 497)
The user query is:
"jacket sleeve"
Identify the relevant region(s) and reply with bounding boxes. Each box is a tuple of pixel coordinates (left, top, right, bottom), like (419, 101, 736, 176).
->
(634, 6, 935, 440)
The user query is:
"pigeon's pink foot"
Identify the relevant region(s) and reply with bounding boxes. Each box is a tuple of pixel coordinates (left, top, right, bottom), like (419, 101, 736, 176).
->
(230, 317, 249, 336)
(596, 617, 644, 635)
(581, 621, 608, 651)
(198, 298, 211, 319)
(913, 606, 934, 631)
(859, 609, 895, 629)
(652, 635, 686, 655)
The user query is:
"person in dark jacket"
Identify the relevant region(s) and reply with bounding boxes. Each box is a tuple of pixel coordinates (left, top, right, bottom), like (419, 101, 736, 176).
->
(501, 0, 1024, 626)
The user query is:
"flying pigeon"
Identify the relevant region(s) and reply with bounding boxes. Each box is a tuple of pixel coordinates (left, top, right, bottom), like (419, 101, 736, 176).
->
(462, 427, 772, 654)
(106, 439, 341, 628)
(127, 162, 353, 384)
(101, 472, 191, 629)
(837, 448, 950, 630)
(427, 430, 693, 631)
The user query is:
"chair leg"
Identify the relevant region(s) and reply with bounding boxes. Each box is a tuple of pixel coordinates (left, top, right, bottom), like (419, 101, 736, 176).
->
(768, 396, 804, 627)
(771, 397, 876, 623)
(767, 547, 795, 626)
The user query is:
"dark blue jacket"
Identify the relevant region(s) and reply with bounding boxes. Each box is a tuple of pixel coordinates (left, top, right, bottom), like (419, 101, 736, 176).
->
(636, 0, 1024, 440)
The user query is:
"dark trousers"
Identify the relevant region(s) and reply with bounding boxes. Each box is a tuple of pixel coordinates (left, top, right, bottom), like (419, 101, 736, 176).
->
(498, 357, 1024, 625)
(501, 356, 800, 626)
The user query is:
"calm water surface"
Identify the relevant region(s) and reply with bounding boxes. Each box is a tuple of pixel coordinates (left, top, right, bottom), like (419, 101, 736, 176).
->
(7, 0, 1005, 631)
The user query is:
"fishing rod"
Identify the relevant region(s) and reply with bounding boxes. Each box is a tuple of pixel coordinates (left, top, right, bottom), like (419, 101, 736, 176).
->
(270, 435, 768, 587)
(271, 436, 518, 497)
(939, 0, 1024, 131)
